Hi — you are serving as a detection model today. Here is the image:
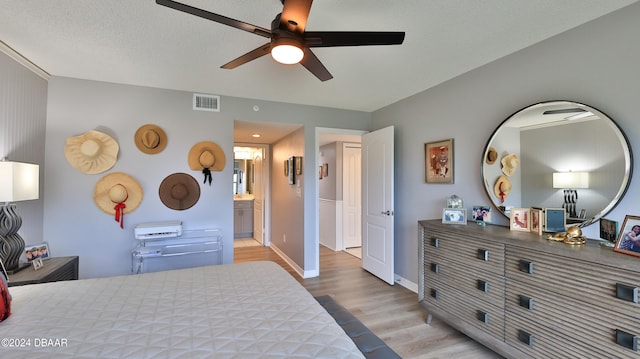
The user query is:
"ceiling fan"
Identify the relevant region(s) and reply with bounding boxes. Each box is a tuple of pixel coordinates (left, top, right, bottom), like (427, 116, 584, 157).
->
(156, 0, 405, 81)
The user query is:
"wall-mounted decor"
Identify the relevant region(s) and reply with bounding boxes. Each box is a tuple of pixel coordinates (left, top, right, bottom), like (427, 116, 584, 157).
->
(613, 215, 640, 257)
(600, 218, 618, 242)
(322, 163, 329, 178)
(188, 141, 226, 185)
(284, 159, 289, 176)
(318, 165, 323, 180)
(442, 208, 466, 225)
(295, 156, 303, 175)
(288, 156, 295, 184)
(425, 139, 453, 184)
(509, 208, 530, 232)
(94, 172, 143, 228)
(134, 124, 167, 154)
(530, 208, 543, 235)
(64, 129, 119, 174)
(158, 173, 200, 211)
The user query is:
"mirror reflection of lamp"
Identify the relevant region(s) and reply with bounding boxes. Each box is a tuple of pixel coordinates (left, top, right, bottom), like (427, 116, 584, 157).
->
(0, 160, 39, 273)
(552, 171, 589, 218)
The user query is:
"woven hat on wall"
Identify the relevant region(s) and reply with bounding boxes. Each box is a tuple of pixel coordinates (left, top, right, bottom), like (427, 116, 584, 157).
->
(188, 141, 226, 185)
(493, 175, 511, 204)
(94, 172, 143, 228)
(501, 153, 519, 176)
(485, 147, 498, 165)
(159, 172, 200, 210)
(64, 130, 119, 174)
(134, 124, 167, 154)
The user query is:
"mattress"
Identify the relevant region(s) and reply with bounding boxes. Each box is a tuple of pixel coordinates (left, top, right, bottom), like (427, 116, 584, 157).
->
(0, 261, 365, 359)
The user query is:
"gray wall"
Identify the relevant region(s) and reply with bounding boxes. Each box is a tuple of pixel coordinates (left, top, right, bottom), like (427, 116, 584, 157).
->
(0, 51, 47, 247)
(43, 77, 370, 278)
(372, 2, 640, 285)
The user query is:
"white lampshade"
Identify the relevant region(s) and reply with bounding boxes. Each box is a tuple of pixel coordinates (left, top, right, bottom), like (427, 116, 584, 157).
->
(0, 161, 40, 202)
(271, 43, 304, 64)
(553, 172, 589, 189)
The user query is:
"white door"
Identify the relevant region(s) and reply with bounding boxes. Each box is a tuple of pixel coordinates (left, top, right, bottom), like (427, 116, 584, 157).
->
(253, 151, 264, 244)
(343, 144, 362, 248)
(362, 126, 394, 285)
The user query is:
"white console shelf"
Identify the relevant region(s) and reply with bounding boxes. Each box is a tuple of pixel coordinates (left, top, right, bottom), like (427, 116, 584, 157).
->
(132, 228, 223, 274)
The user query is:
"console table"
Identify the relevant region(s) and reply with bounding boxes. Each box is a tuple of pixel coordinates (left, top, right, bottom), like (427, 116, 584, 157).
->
(419, 219, 640, 358)
(7, 256, 79, 287)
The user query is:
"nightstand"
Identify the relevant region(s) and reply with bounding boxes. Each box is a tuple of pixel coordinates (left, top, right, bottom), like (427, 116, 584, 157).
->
(7, 256, 79, 287)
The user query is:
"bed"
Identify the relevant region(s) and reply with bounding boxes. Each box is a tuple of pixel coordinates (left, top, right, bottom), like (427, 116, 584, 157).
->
(0, 261, 365, 358)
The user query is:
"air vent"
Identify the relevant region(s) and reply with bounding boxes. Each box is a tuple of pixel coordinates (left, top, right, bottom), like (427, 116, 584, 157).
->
(193, 93, 220, 112)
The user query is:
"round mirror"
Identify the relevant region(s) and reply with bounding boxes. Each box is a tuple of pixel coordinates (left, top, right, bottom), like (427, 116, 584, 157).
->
(482, 101, 632, 227)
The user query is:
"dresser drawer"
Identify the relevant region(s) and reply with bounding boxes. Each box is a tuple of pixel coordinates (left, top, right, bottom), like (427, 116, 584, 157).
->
(423, 281, 505, 340)
(506, 245, 640, 317)
(424, 258, 505, 308)
(425, 227, 505, 275)
(506, 280, 640, 358)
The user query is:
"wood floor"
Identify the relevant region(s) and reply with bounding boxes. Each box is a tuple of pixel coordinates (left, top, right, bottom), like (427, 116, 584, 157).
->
(234, 245, 503, 359)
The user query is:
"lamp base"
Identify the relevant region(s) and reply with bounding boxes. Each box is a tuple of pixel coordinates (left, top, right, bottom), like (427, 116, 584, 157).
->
(0, 203, 26, 271)
(5, 261, 31, 275)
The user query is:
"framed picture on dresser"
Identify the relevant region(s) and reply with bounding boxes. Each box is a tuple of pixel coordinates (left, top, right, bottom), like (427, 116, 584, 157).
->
(613, 215, 640, 258)
(509, 208, 530, 232)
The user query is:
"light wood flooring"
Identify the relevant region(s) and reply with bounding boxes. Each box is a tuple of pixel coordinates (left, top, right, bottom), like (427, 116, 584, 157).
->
(234, 245, 503, 359)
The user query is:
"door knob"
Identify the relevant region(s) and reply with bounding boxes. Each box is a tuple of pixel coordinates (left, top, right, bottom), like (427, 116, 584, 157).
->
(381, 210, 394, 216)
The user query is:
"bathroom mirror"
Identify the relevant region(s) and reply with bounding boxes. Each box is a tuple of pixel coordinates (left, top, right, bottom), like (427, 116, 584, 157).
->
(482, 101, 632, 227)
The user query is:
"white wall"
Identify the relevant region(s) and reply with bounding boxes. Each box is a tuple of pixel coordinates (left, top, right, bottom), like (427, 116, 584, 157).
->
(43, 77, 371, 278)
(373, 2, 640, 285)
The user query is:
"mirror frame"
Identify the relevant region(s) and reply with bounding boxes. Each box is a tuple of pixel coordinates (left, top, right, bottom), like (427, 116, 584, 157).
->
(481, 100, 633, 227)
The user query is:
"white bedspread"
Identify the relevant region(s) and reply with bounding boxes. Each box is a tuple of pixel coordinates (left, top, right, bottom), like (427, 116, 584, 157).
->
(0, 261, 364, 359)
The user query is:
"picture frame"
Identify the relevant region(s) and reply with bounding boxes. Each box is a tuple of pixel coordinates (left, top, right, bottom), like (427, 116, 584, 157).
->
(25, 242, 50, 262)
(425, 139, 454, 184)
(322, 163, 329, 177)
(32, 258, 44, 271)
(472, 205, 491, 224)
(319, 165, 323, 180)
(295, 156, 303, 175)
(613, 215, 640, 257)
(287, 156, 295, 184)
(442, 208, 467, 225)
(530, 208, 543, 235)
(599, 218, 618, 242)
(509, 208, 530, 232)
(543, 208, 566, 232)
(284, 159, 289, 176)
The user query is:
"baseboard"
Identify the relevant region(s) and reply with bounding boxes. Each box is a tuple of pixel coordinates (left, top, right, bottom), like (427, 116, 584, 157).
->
(394, 274, 418, 293)
(269, 243, 318, 278)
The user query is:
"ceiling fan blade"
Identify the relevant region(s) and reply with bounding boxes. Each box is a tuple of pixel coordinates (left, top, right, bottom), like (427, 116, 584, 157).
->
(280, 0, 313, 33)
(304, 31, 405, 47)
(156, 0, 271, 38)
(221, 44, 272, 69)
(300, 49, 333, 81)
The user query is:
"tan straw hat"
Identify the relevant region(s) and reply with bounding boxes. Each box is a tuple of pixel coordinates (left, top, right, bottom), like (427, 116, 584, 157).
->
(94, 172, 143, 228)
(159, 173, 200, 210)
(134, 124, 167, 154)
(188, 141, 226, 172)
(64, 130, 119, 174)
(486, 147, 498, 165)
(493, 175, 512, 204)
(501, 153, 520, 176)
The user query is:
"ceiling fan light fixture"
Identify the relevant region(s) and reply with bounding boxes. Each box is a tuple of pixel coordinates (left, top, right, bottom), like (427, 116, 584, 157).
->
(271, 39, 304, 65)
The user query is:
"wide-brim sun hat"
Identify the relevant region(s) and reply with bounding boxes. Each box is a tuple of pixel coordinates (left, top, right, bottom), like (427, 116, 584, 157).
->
(493, 175, 512, 203)
(134, 124, 167, 154)
(486, 147, 498, 165)
(64, 130, 119, 174)
(94, 172, 143, 228)
(188, 141, 226, 172)
(159, 172, 200, 210)
(501, 153, 520, 176)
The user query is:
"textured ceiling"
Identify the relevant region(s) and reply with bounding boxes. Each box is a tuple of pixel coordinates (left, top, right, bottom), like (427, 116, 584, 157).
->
(0, 0, 637, 112)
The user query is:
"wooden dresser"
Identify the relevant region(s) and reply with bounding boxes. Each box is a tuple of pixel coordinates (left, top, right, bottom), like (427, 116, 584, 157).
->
(8, 256, 79, 287)
(419, 219, 640, 358)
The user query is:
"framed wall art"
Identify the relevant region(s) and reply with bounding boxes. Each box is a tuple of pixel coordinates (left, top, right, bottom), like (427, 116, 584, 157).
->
(510, 208, 530, 232)
(288, 156, 295, 184)
(613, 215, 640, 257)
(425, 139, 454, 184)
(442, 208, 467, 225)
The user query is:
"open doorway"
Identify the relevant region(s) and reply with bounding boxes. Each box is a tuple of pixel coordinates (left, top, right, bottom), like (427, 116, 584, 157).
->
(317, 128, 366, 261)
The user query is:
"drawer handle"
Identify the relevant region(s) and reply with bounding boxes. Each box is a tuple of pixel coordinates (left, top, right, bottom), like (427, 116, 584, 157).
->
(519, 295, 534, 310)
(518, 330, 534, 346)
(616, 283, 639, 304)
(477, 249, 489, 261)
(476, 310, 488, 324)
(519, 260, 534, 274)
(430, 237, 439, 247)
(477, 279, 488, 293)
(430, 263, 439, 274)
(430, 288, 439, 300)
(616, 329, 638, 351)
